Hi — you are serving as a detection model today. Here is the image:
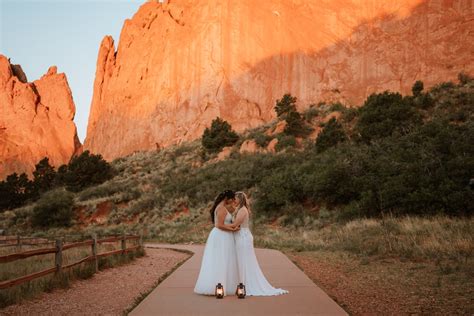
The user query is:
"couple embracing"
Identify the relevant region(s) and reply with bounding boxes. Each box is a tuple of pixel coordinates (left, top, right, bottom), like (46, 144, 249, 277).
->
(194, 190, 288, 297)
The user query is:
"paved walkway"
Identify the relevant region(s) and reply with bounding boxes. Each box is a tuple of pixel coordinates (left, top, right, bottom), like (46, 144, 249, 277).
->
(130, 244, 347, 316)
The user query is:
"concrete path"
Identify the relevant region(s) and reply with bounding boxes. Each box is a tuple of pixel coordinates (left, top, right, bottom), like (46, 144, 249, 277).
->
(130, 244, 347, 316)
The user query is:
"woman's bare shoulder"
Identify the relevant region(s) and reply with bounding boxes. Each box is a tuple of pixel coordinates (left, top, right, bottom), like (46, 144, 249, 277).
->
(215, 204, 227, 214)
(238, 206, 249, 214)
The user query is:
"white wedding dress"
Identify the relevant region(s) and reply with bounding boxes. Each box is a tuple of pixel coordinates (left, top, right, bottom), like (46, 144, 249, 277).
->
(194, 208, 239, 296)
(234, 206, 289, 296)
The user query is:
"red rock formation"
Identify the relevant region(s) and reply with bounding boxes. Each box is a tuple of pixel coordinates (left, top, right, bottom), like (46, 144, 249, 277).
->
(85, 0, 474, 160)
(0, 55, 82, 180)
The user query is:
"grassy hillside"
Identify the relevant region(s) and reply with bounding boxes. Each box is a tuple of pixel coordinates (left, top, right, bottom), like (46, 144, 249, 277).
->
(1, 75, 472, 243)
(1, 75, 473, 314)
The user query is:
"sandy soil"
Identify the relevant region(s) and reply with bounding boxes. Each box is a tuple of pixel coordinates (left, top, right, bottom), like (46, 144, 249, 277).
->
(1, 248, 190, 316)
(289, 251, 473, 315)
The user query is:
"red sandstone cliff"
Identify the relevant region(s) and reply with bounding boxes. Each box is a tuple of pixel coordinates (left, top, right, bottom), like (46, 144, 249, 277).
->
(84, 0, 474, 160)
(0, 55, 82, 179)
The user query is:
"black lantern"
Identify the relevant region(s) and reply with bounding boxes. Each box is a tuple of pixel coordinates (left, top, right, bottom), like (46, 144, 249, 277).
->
(215, 283, 224, 299)
(236, 283, 246, 299)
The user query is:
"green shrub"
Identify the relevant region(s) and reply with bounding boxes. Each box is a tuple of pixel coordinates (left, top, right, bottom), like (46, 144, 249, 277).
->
(32, 189, 75, 227)
(275, 134, 297, 151)
(284, 110, 312, 137)
(328, 102, 345, 112)
(342, 108, 358, 122)
(414, 93, 434, 109)
(0, 173, 34, 211)
(275, 94, 297, 118)
(57, 151, 114, 192)
(254, 166, 306, 214)
(32, 157, 56, 196)
(431, 81, 456, 94)
(201, 117, 239, 153)
(315, 117, 347, 153)
(77, 180, 131, 201)
(253, 132, 272, 148)
(355, 91, 421, 143)
(458, 72, 472, 85)
(412, 80, 424, 96)
(304, 107, 320, 121)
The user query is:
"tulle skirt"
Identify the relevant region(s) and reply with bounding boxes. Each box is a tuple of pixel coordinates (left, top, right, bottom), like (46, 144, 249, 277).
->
(194, 227, 239, 296)
(235, 228, 288, 296)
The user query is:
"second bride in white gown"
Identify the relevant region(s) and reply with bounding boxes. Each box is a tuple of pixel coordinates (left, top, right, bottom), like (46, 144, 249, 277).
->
(230, 191, 289, 296)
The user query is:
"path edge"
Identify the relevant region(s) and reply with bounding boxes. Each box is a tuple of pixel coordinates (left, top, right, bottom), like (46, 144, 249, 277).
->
(123, 246, 195, 315)
(285, 252, 349, 315)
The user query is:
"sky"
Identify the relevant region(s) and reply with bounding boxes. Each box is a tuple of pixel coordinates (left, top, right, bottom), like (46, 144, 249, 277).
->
(0, 0, 144, 142)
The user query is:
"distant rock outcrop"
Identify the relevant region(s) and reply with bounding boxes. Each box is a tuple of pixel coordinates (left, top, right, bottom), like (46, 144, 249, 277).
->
(84, 0, 474, 160)
(0, 55, 82, 179)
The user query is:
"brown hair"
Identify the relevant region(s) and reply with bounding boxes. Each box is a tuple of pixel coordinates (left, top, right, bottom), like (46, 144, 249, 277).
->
(210, 190, 235, 223)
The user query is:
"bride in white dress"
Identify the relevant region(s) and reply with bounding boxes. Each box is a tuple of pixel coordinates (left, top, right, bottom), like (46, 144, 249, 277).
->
(230, 191, 288, 296)
(194, 190, 240, 296)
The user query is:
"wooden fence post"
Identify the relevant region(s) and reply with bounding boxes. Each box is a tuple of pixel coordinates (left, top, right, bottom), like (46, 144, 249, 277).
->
(16, 235, 22, 252)
(55, 239, 63, 273)
(121, 234, 126, 255)
(139, 234, 143, 250)
(91, 234, 98, 273)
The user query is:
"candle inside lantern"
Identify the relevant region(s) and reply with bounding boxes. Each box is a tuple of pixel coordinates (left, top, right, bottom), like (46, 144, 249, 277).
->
(215, 283, 224, 299)
(236, 283, 246, 299)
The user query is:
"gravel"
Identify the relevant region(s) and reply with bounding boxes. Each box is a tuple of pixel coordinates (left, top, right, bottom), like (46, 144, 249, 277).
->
(1, 248, 190, 316)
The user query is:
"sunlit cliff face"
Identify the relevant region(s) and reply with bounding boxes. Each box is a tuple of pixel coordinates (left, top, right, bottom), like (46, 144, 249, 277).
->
(84, 0, 474, 160)
(0, 56, 81, 179)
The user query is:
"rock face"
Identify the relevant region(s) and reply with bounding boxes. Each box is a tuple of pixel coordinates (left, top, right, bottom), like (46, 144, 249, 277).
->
(85, 0, 474, 160)
(0, 55, 82, 180)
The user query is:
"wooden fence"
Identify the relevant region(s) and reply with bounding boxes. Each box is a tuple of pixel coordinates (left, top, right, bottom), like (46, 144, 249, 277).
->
(0, 234, 143, 289)
(0, 236, 54, 249)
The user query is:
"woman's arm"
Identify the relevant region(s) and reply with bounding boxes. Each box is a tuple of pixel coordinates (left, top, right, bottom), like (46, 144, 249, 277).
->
(229, 207, 248, 228)
(215, 206, 238, 231)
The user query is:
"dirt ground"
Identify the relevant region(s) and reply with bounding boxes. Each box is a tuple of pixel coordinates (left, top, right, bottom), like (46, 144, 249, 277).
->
(289, 251, 474, 315)
(1, 248, 190, 316)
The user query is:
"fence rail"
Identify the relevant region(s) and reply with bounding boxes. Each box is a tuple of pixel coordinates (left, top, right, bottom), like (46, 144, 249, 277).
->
(0, 234, 143, 290)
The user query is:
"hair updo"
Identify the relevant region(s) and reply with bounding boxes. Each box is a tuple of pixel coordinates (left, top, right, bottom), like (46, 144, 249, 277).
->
(210, 190, 235, 223)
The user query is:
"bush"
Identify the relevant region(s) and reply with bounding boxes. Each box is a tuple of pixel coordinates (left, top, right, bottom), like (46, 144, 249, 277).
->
(342, 108, 358, 122)
(328, 102, 345, 112)
(32, 157, 56, 196)
(284, 110, 312, 137)
(254, 166, 305, 213)
(355, 91, 421, 143)
(412, 80, 424, 96)
(304, 107, 320, 121)
(57, 151, 114, 192)
(159, 152, 303, 206)
(275, 134, 296, 152)
(315, 118, 347, 153)
(0, 173, 34, 211)
(275, 94, 297, 118)
(32, 189, 75, 227)
(201, 117, 239, 153)
(77, 180, 130, 201)
(458, 72, 472, 85)
(253, 133, 272, 148)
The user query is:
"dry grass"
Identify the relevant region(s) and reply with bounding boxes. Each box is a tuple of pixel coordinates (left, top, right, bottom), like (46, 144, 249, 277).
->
(290, 250, 474, 315)
(254, 215, 473, 262)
